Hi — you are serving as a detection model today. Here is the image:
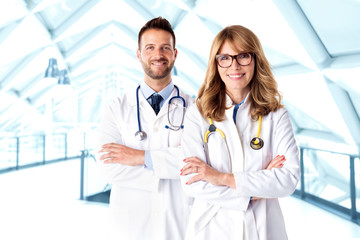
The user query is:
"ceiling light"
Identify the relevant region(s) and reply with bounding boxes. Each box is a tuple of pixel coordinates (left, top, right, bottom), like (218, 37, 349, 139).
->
(44, 58, 59, 78)
(58, 69, 70, 85)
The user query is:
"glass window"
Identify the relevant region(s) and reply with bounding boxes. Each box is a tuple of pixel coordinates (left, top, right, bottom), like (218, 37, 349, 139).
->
(304, 149, 350, 209)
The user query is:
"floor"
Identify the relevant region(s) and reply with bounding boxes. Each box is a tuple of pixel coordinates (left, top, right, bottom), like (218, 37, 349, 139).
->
(0, 159, 359, 240)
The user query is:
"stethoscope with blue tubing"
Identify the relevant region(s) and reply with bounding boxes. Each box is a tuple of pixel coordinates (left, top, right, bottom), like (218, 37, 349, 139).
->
(135, 85, 186, 141)
(203, 116, 264, 171)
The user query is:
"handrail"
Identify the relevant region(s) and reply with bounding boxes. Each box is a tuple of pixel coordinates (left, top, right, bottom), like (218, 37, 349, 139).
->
(0, 132, 88, 173)
(1, 134, 359, 225)
(295, 146, 359, 225)
(299, 145, 359, 158)
(80, 150, 88, 200)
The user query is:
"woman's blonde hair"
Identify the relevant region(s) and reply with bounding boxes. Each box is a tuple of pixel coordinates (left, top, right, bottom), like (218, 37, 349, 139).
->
(197, 25, 283, 121)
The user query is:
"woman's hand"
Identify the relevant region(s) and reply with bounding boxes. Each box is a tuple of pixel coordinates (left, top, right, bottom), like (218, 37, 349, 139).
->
(180, 156, 236, 188)
(266, 155, 286, 170)
(180, 155, 286, 190)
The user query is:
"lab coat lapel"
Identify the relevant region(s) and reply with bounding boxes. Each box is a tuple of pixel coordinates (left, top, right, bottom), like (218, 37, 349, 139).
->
(129, 85, 182, 119)
(128, 86, 157, 118)
(223, 108, 245, 172)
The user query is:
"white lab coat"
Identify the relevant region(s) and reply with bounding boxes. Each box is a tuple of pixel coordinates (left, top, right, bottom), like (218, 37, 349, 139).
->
(180, 95, 300, 240)
(96, 86, 194, 240)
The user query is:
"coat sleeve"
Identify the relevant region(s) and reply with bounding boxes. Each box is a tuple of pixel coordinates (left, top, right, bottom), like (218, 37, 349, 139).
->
(180, 105, 250, 211)
(150, 147, 184, 179)
(95, 98, 159, 192)
(234, 108, 300, 198)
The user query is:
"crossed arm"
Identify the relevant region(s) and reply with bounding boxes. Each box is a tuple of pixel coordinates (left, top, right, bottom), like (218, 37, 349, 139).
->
(180, 155, 286, 199)
(99, 143, 145, 166)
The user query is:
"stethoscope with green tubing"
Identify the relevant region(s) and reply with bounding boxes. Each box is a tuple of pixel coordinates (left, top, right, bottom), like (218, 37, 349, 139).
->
(203, 116, 264, 171)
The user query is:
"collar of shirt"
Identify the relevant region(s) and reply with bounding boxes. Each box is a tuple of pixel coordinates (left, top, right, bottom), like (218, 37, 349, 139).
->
(232, 97, 246, 124)
(233, 98, 246, 107)
(140, 81, 174, 108)
(225, 92, 250, 108)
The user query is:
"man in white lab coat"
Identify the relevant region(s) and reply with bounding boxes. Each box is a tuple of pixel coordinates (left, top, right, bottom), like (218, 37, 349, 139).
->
(96, 17, 194, 240)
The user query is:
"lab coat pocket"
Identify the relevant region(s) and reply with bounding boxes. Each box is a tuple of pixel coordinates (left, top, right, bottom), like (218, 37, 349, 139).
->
(186, 199, 221, 239)
(167, 128, 183, 147)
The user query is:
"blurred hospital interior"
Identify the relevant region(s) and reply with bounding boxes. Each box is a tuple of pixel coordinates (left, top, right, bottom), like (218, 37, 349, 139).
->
(0, 0, 359, 239)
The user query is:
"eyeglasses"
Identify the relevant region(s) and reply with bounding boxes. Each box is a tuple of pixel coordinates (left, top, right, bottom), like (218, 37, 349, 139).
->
(215, 52, 254, 68)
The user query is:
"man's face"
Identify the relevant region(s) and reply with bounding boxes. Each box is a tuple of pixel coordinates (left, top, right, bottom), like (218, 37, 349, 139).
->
(137, 29, 177, 81)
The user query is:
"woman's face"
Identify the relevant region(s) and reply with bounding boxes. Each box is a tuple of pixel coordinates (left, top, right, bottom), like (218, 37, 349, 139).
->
(216, 40, 255, 99)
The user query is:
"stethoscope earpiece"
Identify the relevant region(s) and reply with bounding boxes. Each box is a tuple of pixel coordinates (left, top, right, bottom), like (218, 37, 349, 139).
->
(250, 137, 264, 150)
(165, 125, 183, 129)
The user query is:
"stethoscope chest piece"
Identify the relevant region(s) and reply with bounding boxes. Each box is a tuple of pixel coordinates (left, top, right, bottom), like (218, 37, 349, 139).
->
(250, 137, 264, 150)
(135, 131, 147, 141)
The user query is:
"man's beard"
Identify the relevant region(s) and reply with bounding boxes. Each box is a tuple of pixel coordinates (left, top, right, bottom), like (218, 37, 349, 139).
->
(141, 59, 174, 80)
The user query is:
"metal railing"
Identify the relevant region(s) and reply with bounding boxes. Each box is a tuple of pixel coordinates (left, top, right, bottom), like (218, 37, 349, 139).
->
(294, 146, 360, 225)
(79, 149, 110, 202)
(0, 132, 107, 202)
(1, 134, 359, 225)
(0, 132, 90, 173)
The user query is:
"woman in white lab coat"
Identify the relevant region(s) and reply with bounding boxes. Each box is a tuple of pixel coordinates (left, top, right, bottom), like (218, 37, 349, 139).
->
(180, 25, 300, 240)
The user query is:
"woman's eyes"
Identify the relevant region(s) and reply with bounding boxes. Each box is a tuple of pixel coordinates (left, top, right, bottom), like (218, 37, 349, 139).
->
(238, 53, 250, 59)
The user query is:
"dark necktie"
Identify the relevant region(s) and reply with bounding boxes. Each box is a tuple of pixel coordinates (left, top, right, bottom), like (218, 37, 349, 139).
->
(150, 94, 163, 115)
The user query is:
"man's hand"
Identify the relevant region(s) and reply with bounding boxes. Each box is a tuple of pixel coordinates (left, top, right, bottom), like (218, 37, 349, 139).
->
(99, 143, 145, 166)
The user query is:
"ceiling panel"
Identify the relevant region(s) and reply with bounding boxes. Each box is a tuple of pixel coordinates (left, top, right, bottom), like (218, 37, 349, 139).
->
(0, 0, 358, 152)
(297, 0, 360, 56)
(0, 0, 27, 28)
(36, 0, 88, 29)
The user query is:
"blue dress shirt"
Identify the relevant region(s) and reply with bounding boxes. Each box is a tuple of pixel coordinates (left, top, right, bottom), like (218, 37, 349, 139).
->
(140, 81, 175, 170)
